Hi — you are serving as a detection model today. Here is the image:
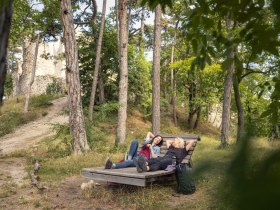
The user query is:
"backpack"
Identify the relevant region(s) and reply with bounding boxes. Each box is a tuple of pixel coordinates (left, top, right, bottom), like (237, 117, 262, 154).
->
(175, 163, 196, 194)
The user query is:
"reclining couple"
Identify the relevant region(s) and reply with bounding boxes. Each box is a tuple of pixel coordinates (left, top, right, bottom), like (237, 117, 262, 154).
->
(105, 132, 195, 173)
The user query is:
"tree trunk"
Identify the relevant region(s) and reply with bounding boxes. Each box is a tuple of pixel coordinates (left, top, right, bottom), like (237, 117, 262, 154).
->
(173, 70, 177, 125)
(152, 5, 162, 135)
(139, 7, 145, 48)
(60, 0, 89, 154)
(220, 16, 235, 147)
(24, 34, 40, 113)
(233, 74, 244, 142)
(187, 77, 196, 129)
(91, 0, 97, 24)
(0, 0, 13, 105)
(88, 0, 107, 122)
(116, 0, 128, 145)
(171, 21, 178, 125)
(193, 106, 201, 129)
(98, 69, 105, 103)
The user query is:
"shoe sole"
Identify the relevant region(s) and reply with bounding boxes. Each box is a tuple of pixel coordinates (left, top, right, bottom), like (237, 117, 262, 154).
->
(133, 157, 143, 173)
(138, 156, 147, 172)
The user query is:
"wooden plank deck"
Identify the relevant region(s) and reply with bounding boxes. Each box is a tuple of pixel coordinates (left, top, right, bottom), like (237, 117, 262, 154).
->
(82, 167, 175, 186)
(82, 134, 200, 186)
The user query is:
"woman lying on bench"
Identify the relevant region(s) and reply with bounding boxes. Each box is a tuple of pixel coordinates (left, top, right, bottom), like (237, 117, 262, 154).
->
(104, 132, 163, 169)
(133, 138, 195, 173)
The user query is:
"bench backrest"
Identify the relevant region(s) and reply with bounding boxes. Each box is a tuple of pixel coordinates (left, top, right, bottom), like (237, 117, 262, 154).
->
(160, 134, 200, 165)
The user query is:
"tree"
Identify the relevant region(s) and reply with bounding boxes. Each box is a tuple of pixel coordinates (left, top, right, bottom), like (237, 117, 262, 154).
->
(0, 0, 13, 105)
(116, 0, 128, 145)
(24, 33, 40, 113)
(60, 0, 89, 154)
(88, 0, 107, 122)
(152, 5, 161, 135)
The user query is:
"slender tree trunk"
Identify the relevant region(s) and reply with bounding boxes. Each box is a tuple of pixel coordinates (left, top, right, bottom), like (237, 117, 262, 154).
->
(193, 106, 201, 129)
(233, 74, 244, 142)
(88, 0, 107, 122)
(220, 16, 235, 147)
(116, 0, 128, 145)
(152, 5, 162, 135)
(98, 69, 105, 103)
(24, 34, 40, 113)
(171, 21, 178, 125)
(139, 7, 145, 48)
(187, 75, 196, 129)
(173, 70, 177, 125)
(91, 0, 97, 24)
(0, 0, 13, 105)
(60, 0, 89, 154)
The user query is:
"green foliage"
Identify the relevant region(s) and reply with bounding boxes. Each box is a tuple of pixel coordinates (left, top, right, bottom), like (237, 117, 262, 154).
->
(220, 130, 280, 209)
(128, 45, 152, 112)
(4, 73, 13, 97)
(92, 102, 119, 122)
(78, 17, 119, 105)
(29, 94, 54, 108)
(46, 78, 63, 95)
(0, 111, 36, 137)
(47, 124, 72, 158)
(0, 94, 58, 137)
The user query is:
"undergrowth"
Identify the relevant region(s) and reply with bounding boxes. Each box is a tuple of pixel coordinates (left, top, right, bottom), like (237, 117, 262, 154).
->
(0, 94, 61, 137)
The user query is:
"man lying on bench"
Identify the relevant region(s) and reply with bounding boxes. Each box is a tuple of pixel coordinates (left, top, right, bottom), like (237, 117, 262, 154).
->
(133, 138, 195, 173)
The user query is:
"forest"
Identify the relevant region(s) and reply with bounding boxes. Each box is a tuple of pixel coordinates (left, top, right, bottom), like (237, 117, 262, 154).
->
(0, 0, 280, 209)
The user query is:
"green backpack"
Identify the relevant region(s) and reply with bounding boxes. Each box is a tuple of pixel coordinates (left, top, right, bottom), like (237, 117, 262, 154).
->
(175, 163, 196, 194)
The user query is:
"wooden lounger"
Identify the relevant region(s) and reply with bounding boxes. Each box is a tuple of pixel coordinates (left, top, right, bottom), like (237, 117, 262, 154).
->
(82, 134, 200, 186)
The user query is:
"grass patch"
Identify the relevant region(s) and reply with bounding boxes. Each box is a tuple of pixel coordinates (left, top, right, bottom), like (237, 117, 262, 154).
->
(0, 94, 62, 137)
(0, 183, 17, 198)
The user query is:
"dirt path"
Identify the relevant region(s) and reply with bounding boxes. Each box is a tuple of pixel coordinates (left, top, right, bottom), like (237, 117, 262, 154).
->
(0, 97, 68, 188)
(0, 97, 68, 155)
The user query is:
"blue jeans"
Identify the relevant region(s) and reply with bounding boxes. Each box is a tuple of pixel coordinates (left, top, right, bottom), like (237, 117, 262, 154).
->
(115, 140, 147, 169)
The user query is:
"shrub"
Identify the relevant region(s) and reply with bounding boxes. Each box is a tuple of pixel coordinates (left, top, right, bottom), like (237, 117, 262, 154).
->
(46, 78, 62, 95)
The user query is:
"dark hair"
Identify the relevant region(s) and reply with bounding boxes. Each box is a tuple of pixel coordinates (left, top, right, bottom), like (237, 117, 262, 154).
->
(151, 135, 163, 147)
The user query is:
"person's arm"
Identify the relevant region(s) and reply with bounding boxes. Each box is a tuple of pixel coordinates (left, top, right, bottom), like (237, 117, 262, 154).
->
(145, 131, 154, 140)
(185, 140, 196, 151)
(166, 140, 173, 148)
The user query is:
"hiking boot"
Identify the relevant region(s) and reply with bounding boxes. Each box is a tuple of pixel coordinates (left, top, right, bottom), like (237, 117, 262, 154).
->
(133, 157, 143, 173)
(138, 155, 147, 172)
(105, 158, 113, 169)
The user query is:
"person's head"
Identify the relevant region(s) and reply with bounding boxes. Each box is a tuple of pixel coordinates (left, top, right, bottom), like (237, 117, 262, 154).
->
(151, 135, 163, 147)
(172, 137, 185, 148)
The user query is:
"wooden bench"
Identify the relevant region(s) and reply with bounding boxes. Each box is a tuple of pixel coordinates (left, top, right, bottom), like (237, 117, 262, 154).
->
(82, 134, 200, 186)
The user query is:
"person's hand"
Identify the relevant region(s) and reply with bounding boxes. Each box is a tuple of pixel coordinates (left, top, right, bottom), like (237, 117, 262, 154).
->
(146, 144, 151, 148)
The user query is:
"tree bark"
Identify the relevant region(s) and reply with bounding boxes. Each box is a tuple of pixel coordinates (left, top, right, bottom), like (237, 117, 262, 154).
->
(171, 21, 178, 125)
(91, 0, 97, 24)
(60, 0, 89, 154)
(116, 0, 128, 145)
(139, 7, 145, 48)
(233, 74, 244, 142)
(187, 74, 196, 129)
(193, 106, 201, 129)
(88, 0, 107, 122)
(0, 0, 13, 105)
(152, 5, 162, 135)
(98, 69, 105, 103)
(24, 34, 40, 113)
(127, 0, 132, 37)
(220, 16, 235, 147)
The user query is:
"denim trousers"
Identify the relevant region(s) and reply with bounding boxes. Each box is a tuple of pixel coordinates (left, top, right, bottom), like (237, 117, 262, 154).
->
(115, 140, 147, 169)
